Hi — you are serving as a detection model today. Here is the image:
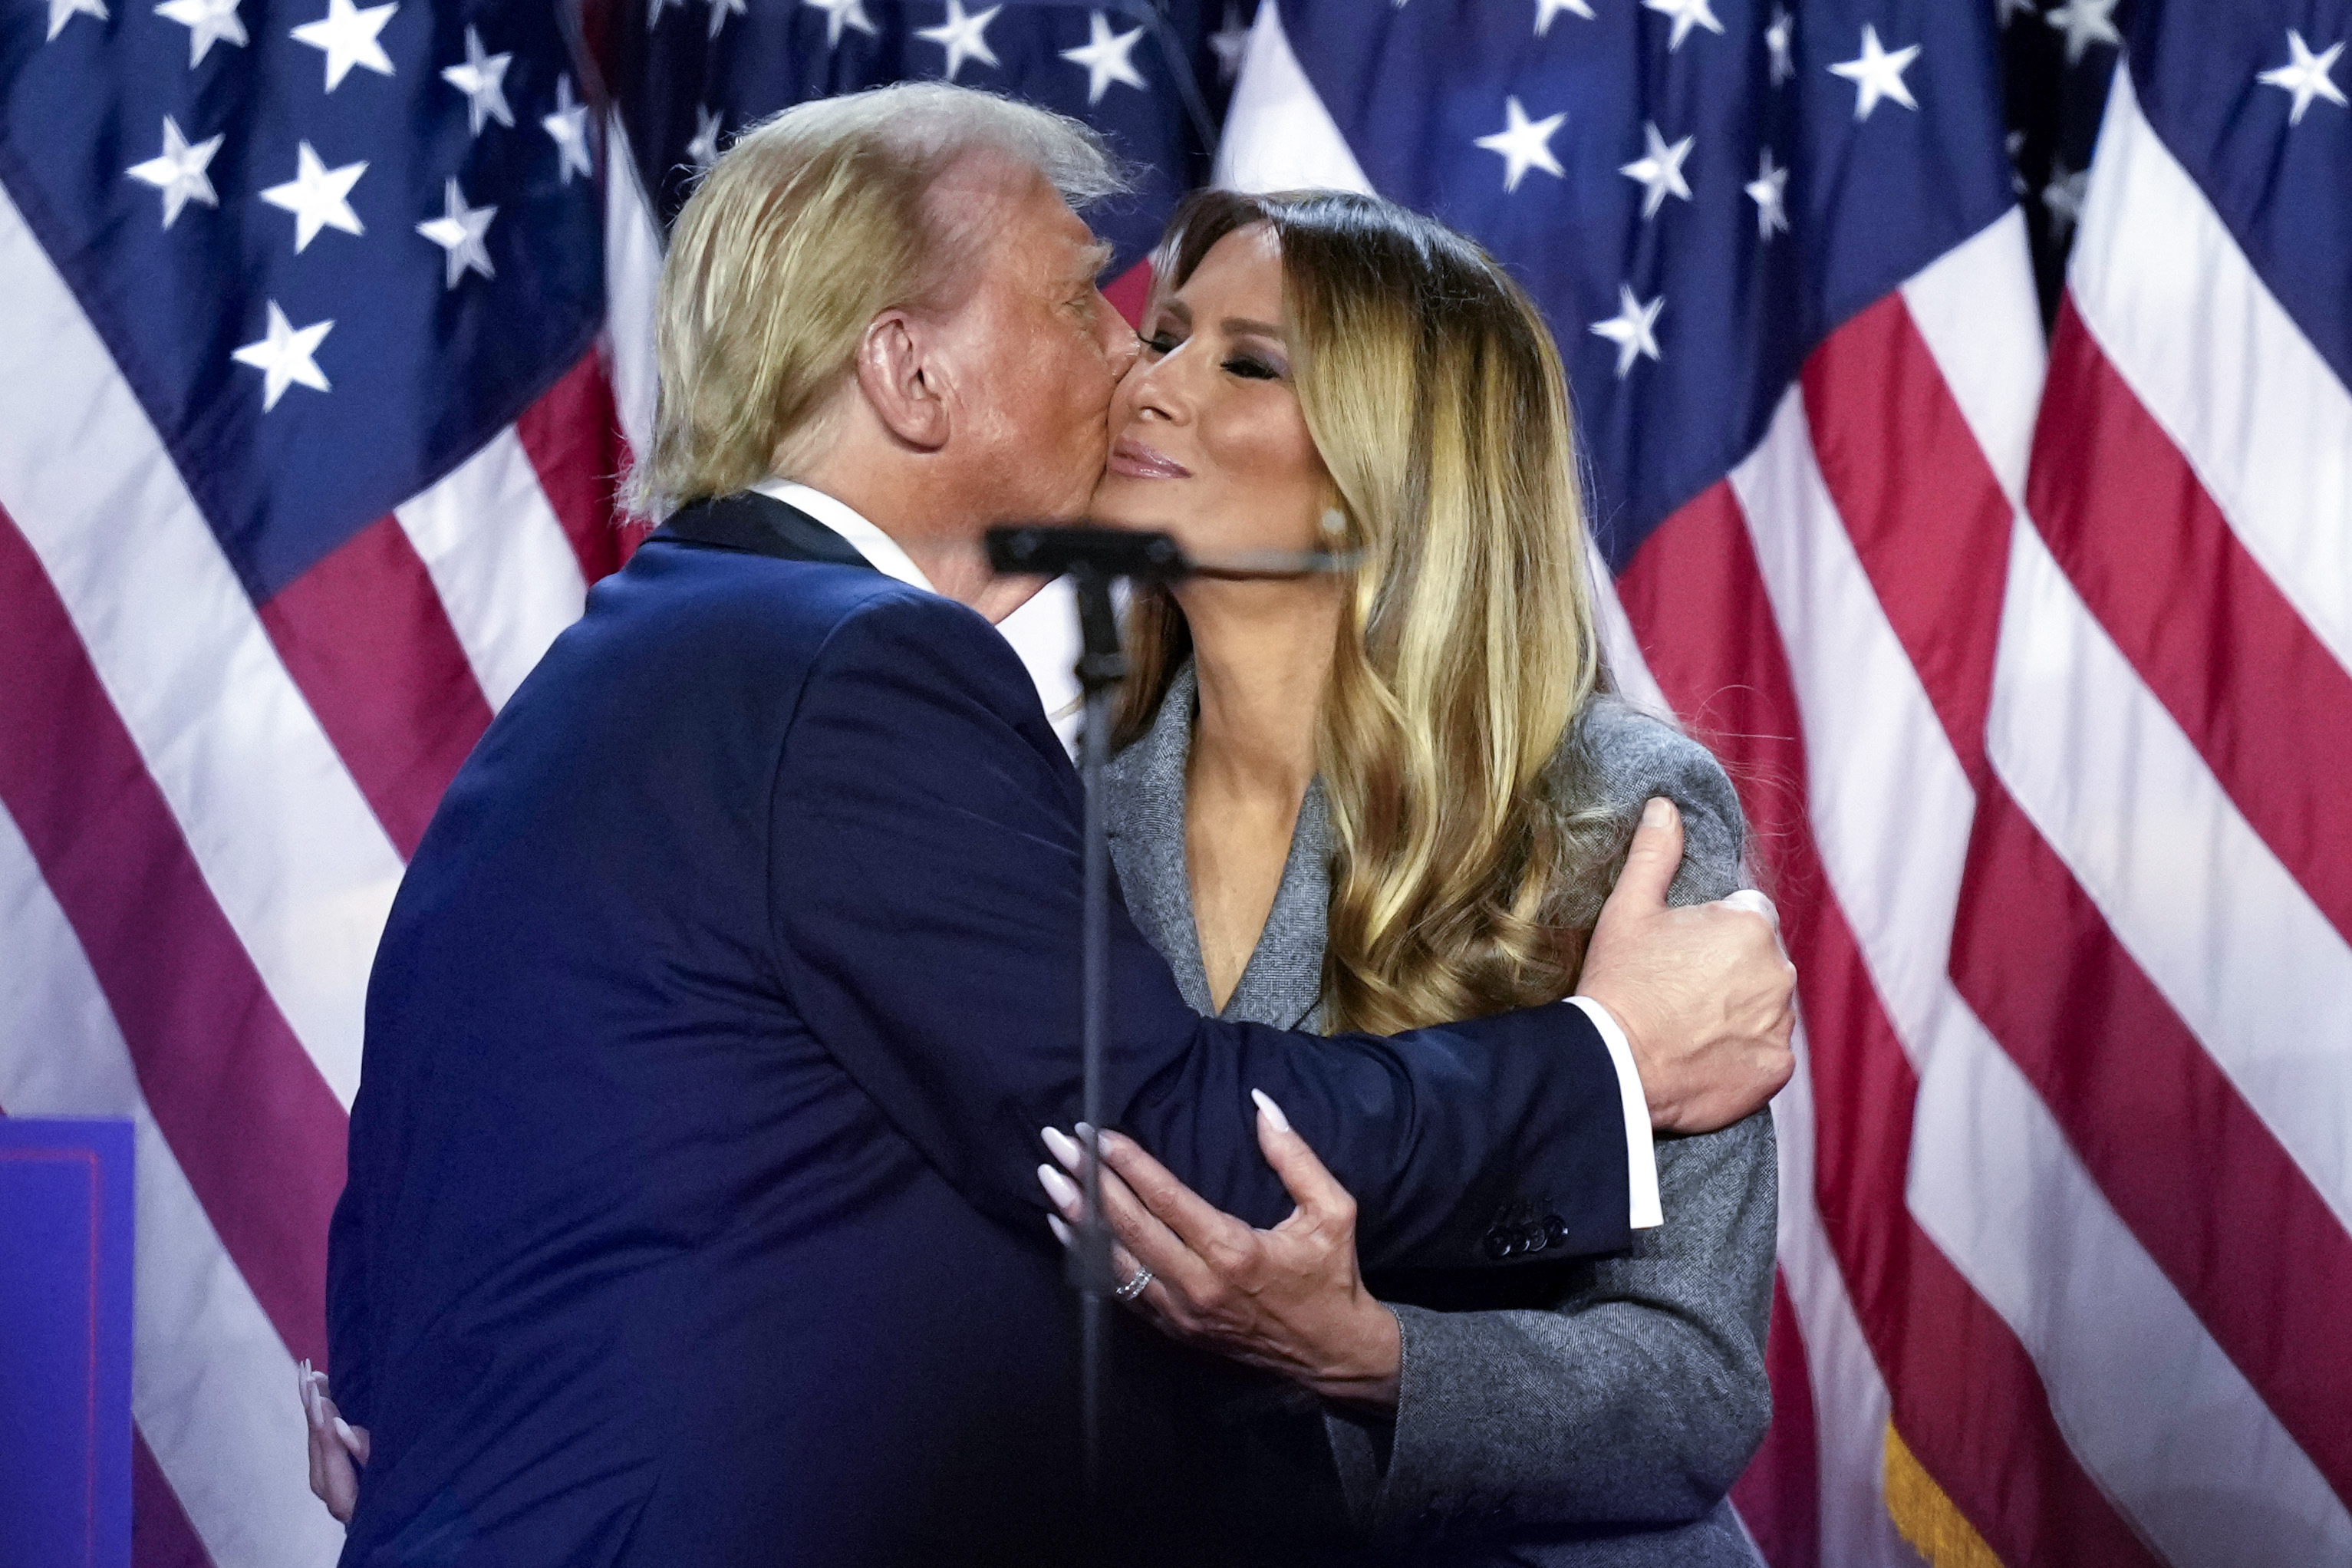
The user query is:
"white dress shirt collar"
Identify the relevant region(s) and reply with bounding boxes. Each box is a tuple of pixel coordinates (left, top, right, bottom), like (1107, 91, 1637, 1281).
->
(749, 478, 936, 595)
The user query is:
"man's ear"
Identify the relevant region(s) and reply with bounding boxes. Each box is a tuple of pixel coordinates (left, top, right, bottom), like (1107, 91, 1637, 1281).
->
(853, 310, 951, 453)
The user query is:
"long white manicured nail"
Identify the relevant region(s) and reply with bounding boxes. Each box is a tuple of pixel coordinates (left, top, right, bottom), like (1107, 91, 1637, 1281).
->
(333, 1416, 358, 1451)
(1250, 1089, 1291, 1133)
(1038, 1163, 1082, 1211)
(1047, 1213, 1074, 1248)
(1042, 1126, 1083, 1171)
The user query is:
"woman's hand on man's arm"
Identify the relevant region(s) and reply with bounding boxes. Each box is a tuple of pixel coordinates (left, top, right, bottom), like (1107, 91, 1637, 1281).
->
(1035, 1095, 1402, 1409)
(298, 1362, 370, 1524)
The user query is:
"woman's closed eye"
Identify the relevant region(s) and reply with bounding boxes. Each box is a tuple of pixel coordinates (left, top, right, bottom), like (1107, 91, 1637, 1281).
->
(1138, 329, 1183, 357)
(1221, 352, 1284, 381)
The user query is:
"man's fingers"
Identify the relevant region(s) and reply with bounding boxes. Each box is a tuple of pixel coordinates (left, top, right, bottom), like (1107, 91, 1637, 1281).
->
(1600, 796, 1683, 919)
(1249, 1092, 1352, 1230)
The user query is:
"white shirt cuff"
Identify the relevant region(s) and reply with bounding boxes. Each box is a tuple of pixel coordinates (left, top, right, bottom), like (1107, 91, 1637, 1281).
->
(1566, 996, 1662, 1230)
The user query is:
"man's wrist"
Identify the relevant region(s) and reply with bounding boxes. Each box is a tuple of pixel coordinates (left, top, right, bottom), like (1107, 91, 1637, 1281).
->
(1566, 996, 1664, 1230)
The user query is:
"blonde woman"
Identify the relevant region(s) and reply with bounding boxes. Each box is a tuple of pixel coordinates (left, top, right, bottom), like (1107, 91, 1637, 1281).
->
(1039, 189, 1775, 1563)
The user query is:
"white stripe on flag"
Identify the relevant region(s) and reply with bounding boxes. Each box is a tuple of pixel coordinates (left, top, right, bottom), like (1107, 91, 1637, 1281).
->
(0, 183, 398, 1110)
(1214, 0, 1375, 197)
(2070, 66, 2352, 674)
(1988, 522, 2352, 1232)
(1768, 1019, 1924, 1568)
(604, 111, 664, 468)
(0, 802, 348, 1568)
(397, 429, 590, 711)
(1731, 392, 2351, 1563)
(1898, 207, 2045, 509)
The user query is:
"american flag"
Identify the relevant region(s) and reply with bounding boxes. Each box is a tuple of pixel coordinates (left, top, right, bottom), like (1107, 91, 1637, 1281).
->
(1216, 0, 2352, 1561)
(0, 0, 622, 1557)
(9, 0, 2347, 1561)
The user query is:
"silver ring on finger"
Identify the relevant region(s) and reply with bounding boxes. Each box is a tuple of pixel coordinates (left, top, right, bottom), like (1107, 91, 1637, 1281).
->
(1113, 1264, 1153, 1303)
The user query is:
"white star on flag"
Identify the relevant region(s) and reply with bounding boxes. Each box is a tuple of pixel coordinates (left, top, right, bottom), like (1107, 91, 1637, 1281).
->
(2257, 30, 2347, 126)
(1474, 96, 1566, 193)
(2043, 0, 2118, 65)
(1830, 24, 1921, 120)
(1208, 2, 1250, 79)
(706, 0, 743, 41)
(232, 301, 332, 410)
(1061, 11, 1148, 105)
(1590, 284, 1663, 377)
(686, 105, 723, 169)
(542, 74, 591, 183)
(1764, 6, 1794, 85)
(802, 0, 876, 48)
(291, 0, 397, 91)
(645, 0, 679, 29)
(127, 115, 222, 228)
(45, 0, 107, 41)
(440, 25, 513, 136)
(1535, 0, 1593, 35)
(2041, 159, 2088, 238)
(1642, 0, 1721, 51)
(917, 0, 1000, 81)
(1619, 121, 1695, 219)
(260, 140, 366, 252)
(154, 0, 246, 66)
(1745, 148, 1789, 239)
(1996, 0, 2036, 26)
(417, 177, 497, 288)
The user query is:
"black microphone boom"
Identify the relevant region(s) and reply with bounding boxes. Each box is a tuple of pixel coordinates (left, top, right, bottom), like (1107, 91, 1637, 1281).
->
(985, 522, 1188, 581)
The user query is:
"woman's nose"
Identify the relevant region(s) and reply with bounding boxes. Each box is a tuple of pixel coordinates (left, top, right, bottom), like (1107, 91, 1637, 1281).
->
(1121, 350, 1188, 425)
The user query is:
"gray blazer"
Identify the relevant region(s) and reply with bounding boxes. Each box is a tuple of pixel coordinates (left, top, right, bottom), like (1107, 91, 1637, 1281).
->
(1104, 664, 1776, 1565)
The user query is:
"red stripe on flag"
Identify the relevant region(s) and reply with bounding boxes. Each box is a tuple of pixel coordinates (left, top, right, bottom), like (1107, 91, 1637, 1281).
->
(1619, 482, 2159, 1568)
(258, 516, 492, 861)
(1953, 785, 2352, 1503)
(2030, 297, 2352, 947)
(1799, 298, 2352, 1506)
(0, 505, 344, 1369)
(131, 1425, 213, 1568)
(1731, 1270, 1820, 1568)
(1104, 258, 1153, 329)
(515, 351, 644, 585)
(1798, 293, 2010, 789)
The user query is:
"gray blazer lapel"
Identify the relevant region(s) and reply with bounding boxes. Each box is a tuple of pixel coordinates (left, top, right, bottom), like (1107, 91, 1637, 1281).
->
(1104, 666, 1217, 1018)
(1104, 661, 1332, 1033)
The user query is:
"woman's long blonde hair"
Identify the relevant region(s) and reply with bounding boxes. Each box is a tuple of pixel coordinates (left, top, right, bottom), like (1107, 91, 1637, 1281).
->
(1115, 189, 1619, 1036)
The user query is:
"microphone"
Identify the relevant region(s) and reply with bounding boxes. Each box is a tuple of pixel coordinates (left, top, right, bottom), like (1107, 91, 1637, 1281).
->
(979, 513, 1359, 1507)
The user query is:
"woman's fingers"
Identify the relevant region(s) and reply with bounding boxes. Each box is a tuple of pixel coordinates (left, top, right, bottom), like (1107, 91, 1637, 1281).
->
(1248, 1091, 1356, 1240)
(1085, 1122, 1260, 1266)
(1037, 1145, 1197, 1293)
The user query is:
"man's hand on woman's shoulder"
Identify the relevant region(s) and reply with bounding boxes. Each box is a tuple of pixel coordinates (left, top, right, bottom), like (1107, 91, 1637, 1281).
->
(1574, 797, 1797, 1135)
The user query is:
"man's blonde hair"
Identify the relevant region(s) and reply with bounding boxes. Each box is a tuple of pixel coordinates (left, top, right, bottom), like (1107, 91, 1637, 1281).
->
(634, 84, 1125, 516)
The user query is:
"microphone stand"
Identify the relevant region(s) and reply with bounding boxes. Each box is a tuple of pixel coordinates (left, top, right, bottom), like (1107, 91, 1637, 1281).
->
(983, 522, 1357, 1514)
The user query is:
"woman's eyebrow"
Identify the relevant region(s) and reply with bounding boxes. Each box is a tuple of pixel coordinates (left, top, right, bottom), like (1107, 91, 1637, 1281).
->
(1220, 316, 1284, 339)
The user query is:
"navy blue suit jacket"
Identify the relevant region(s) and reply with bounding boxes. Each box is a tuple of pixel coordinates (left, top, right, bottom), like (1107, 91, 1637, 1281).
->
(327, 492, 1632, 1567)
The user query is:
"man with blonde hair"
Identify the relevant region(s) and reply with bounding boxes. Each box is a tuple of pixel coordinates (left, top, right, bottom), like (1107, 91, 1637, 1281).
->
(323, 84, 1792, 1567)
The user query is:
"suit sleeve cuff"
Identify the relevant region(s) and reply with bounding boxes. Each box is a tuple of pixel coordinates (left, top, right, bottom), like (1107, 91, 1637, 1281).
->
(1566, 996, 1662, 1230)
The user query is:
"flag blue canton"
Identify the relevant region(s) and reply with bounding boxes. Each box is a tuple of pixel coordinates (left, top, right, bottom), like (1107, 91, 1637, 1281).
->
(0, 0, 604, 601)
(614, 0, 1237, 272)
(1276, 0, 2012, 568)
(2128, 0, 2352, 391)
